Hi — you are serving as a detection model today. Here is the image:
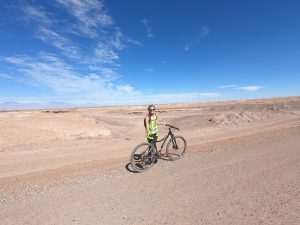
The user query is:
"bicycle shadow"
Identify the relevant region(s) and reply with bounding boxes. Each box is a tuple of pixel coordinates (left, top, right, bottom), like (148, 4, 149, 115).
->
(125, 163, 139, 173)
(125, 154, 171, 173)
(159, 153, 171, 161)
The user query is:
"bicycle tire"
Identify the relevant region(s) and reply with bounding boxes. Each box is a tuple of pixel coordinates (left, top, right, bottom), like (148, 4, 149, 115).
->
(130, 142, 155, 172)
(166, 135, 187, 161)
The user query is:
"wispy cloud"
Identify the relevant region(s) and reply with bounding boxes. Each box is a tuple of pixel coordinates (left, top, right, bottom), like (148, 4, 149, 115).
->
(116, 84, 134, 94)
(237, 86, 264, 91)
(141, 18, 154, 38)
(2, 51, 222, 105)
(133, 92, 220, 105)
(184, 45, 190, 51)
(144, 67, 154, 73)
(4, 0, 143, 104)
(200, 25, 210, 37)
(21, 4, 85, 61)
(218, 84, 264, 91)
(218, 84, 238, 88)
(0, 73, 13, 80)
(1, 1, 219, 107)
(37, 27, 82, 60)
(22, 5, 55, 26)
(2, 53, 128, 95)
(126, 37, 142, 46)
(185, 25, 210, 51)
(20, 0, 129, 67)
(54, 0, 114, 38)
(2, 53, 220, 105)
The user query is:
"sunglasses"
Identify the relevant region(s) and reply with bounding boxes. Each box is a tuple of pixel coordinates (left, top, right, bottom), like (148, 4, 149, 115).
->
(149, 108, 155, 111)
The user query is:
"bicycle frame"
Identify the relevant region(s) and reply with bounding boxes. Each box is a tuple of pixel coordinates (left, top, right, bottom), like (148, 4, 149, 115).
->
(130, 124, 185, 172)
(154, 127, 177, 153)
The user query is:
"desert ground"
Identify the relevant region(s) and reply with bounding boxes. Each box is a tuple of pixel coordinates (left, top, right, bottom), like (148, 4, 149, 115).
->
(0, 97, 299, 225)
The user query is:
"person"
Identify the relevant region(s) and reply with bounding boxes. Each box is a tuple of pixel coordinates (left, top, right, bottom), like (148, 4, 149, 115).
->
(144, 104, 164, 153)
(145, 104, 158, 144)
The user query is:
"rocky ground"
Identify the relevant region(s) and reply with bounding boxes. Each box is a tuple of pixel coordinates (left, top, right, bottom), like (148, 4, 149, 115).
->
(0, 96, 299, 224)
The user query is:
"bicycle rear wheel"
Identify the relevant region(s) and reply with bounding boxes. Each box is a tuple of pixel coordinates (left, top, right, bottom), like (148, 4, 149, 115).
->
(166, 136, 187, 161)
(130, 142, 155, 172)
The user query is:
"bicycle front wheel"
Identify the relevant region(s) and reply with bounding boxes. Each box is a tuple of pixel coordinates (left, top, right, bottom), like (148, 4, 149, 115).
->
(130, 142, 155, 172)
(166, 136, 187, 161)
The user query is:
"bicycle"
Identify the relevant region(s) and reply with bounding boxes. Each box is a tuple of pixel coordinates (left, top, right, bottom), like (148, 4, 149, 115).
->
(130, 124, 187, 172)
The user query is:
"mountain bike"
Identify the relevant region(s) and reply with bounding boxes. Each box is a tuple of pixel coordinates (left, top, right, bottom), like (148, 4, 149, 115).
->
(130, 124, 187, 172)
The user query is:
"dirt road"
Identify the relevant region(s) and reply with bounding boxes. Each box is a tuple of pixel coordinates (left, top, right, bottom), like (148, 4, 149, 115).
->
(1, 97, 300, 224)
(1, 126, 299, 225)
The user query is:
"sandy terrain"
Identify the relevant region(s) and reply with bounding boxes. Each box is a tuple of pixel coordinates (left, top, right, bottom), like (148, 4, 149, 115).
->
(0, 96, 299, 224)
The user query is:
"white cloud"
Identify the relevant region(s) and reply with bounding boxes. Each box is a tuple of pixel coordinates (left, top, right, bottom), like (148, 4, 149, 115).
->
(237, 86, 264, 91)
(0, 73, 12, 79)
(92, 42, 119, 64)
(22, 4, 83, 61)
(21, 1, 124, 68)
(218, 84, 264, 91)
(37, 27, 82, 60)
(118, 84, 133, 93)
(16, 0, 140, 68)
(110, 28, 124, 50)
(184, 25, 210, 51)
(2, 53, 221, 105)
(200, 25, 210, 37)
(218, 84, 238, 88)
(2, 1, 145, 106)
(92, 91, 221, 106)
(144, 67, 154, 73)
(2, 54, 120, 94)
(141, 18, 154, 38)
(129, 92, 220, 105)
(0, 90, 221, 107)
(87, 67, 119, 81)
(116, 84, 135, 94)
(126, 37, 142, 46)
(2, 2, 220, 107)
(141, 18, 148, 25)
(198, 92, 219, 97)
(54, 0, 114, 38)
(22, 5, 55, 26)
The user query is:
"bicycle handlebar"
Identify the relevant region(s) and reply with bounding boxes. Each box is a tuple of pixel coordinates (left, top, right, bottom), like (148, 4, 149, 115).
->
(165, 123, 180, 130)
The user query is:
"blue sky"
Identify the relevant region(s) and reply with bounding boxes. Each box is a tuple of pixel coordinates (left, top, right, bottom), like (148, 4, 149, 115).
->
(0, 0, 299, 107)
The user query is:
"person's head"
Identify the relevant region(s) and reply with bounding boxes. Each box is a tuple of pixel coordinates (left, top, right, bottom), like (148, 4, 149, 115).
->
(148, 104, 156, 115)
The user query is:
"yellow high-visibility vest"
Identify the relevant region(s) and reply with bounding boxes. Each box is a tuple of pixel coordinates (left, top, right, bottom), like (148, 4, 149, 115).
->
(149, 115, 158, 134)
(145, 114, 158, 139)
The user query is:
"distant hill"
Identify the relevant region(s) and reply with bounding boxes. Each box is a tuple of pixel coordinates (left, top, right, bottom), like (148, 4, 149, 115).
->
(0, 101, 75, 111)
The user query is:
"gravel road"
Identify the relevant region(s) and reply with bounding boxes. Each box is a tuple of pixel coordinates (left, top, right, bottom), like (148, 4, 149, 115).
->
(1, 126, 299, 225)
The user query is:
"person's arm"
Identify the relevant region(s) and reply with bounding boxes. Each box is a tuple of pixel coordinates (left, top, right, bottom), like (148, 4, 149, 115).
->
(145, 115, 150, 135)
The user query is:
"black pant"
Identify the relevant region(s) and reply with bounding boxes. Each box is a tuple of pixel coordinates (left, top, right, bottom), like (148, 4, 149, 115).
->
(147, 134, 158, 150)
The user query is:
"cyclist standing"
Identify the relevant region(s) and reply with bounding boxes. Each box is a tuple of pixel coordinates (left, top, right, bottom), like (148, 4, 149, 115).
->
(129, 105, 186, 172)
(145, 104, 158, 144)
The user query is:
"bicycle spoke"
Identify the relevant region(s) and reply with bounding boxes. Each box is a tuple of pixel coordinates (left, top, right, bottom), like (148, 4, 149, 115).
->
(166, 136, 186, 161)
(130, 143, 154, 172)
(131, 126, 186, 171)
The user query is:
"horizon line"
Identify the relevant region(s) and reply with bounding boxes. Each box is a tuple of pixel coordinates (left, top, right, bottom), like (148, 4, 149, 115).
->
(0, 95, 299, 112)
